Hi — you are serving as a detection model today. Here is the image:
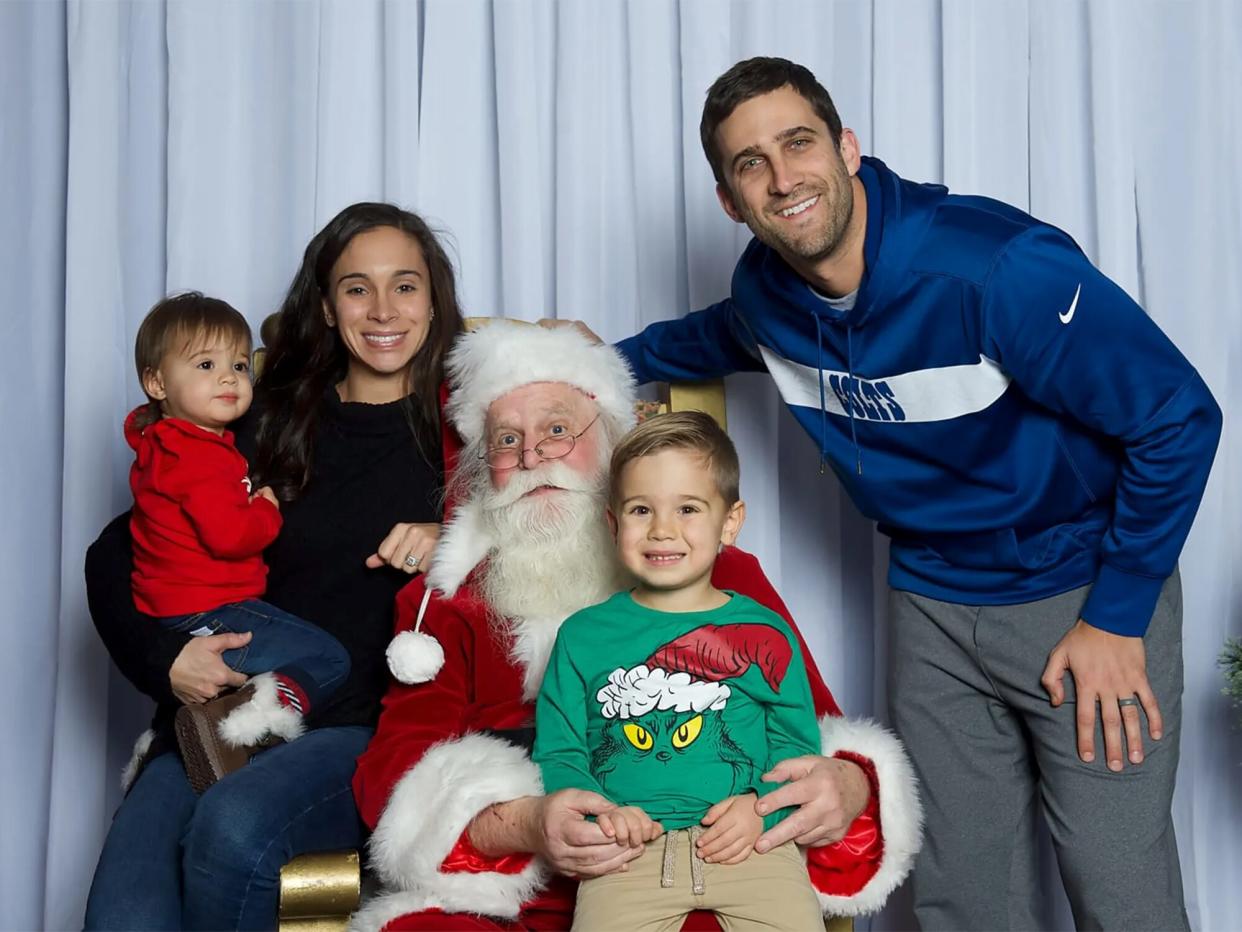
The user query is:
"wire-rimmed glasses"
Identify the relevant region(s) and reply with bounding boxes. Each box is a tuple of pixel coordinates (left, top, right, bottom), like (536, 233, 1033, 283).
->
(481, 414, 600, 470)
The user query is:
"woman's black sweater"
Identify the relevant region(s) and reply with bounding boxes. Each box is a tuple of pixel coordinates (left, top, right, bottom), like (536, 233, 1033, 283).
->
(87, 389, 443, 749)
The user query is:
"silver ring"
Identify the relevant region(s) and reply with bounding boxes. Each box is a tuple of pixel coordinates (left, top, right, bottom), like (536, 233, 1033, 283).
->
(404, 554, 421, 568)
(1117, 697, 1139, 707)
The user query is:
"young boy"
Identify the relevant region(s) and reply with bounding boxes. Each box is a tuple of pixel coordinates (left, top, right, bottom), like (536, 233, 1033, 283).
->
(533, 411, 824, 931)
(127, 292, 350, 793)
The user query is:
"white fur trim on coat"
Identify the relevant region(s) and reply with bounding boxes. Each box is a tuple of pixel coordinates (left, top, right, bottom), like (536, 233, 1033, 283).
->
(814, 715, 923, 916)
(425, 496, 494, 598)
(218, 672, 305, 746)
(443, 320, 637, 446)
(120, 728, 156, 793)
(359, 733, 549, 928)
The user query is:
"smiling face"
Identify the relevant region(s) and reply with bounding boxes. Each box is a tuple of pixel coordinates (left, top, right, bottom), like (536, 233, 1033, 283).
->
(714, 85, 861, 272)
(323, 225, 434, 403)
(142, 332, 253, 434)
(611, 447, 744, 607)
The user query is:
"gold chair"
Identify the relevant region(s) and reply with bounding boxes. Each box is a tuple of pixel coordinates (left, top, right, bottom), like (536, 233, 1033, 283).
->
(266, 317, 848, 932)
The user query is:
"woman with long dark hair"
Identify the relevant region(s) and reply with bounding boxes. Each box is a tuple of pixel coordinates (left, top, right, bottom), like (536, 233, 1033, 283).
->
(84, 203, 464, 930)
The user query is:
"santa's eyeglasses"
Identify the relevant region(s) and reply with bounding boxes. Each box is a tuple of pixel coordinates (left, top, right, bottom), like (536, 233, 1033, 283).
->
(481, 414, 600, 470)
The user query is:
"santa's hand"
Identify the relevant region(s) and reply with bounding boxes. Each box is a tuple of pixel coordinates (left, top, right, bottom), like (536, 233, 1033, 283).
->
(366, 522, 441, 574)
(697, 792, 762, 864)
(598, 805, 662, 848)
(754, 755, 870, 851)
(538, 788, 644, 878)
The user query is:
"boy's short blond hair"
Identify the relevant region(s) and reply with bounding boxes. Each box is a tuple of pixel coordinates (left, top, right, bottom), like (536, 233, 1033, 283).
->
(609, 411, 740, 505)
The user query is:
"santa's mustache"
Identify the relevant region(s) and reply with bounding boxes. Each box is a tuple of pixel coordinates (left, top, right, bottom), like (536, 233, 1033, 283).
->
(483, 460, 602, 510)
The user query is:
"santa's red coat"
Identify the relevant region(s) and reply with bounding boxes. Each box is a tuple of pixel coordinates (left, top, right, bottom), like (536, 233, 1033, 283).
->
(350, 545, 921, 931)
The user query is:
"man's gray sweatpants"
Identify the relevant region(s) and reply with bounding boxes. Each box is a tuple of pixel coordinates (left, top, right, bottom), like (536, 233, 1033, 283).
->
(889, 572, 1188, 931)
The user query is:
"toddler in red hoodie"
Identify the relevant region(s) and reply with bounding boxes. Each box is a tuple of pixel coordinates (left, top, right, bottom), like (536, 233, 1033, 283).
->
(127, 292, 350, 792)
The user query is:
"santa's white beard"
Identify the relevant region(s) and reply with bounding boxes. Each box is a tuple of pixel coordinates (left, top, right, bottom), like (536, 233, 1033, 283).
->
(478, 461, 624, 621)
(475, 461, 629, 698)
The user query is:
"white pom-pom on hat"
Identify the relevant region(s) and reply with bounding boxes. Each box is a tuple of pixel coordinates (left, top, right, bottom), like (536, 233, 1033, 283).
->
(386, 589, 445, 684)
(387, 630, 445, 684)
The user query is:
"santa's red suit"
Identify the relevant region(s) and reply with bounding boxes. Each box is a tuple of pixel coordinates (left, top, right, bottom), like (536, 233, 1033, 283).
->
(350, 321, 920, 929)
(351, 541, 920, 931)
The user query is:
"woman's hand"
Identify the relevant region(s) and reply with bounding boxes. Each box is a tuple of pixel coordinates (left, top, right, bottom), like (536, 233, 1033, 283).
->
(169, 632, 251, 704)
(366, 522, 442, 574)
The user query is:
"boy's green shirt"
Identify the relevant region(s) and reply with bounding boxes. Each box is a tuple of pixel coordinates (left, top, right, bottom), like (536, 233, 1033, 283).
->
(533, 590, 820, 831)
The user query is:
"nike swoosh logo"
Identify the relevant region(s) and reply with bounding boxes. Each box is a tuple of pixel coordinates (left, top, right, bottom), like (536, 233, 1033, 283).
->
(1059, 284, 1082, 324)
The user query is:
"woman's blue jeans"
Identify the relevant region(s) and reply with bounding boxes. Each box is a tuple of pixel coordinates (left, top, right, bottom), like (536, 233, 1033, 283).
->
(84, 725, 373, 931)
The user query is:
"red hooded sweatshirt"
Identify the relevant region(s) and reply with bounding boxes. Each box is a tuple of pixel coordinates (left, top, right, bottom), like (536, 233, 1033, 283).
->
(126, 408, 282, 616)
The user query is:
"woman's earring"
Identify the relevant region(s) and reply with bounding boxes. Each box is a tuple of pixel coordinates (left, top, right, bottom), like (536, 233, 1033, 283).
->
(429, 308, 436, 322)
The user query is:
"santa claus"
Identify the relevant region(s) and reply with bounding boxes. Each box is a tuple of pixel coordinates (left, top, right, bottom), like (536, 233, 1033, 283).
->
(350, 322, 921, 930)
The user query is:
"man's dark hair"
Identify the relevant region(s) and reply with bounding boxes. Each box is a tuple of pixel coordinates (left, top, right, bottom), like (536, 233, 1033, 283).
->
(700, 56, 843, 187)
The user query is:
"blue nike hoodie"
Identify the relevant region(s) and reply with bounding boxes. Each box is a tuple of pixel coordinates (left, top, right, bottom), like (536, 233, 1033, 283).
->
(617, 157, 1221, 636)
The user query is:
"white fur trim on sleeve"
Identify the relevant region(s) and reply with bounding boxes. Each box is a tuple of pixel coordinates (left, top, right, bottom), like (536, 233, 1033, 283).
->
(814, 715, 923, 916)
(361, 732, 549, 924)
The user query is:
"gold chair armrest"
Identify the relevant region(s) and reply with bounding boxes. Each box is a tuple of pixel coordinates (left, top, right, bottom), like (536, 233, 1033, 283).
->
(278, 849, 360, 932)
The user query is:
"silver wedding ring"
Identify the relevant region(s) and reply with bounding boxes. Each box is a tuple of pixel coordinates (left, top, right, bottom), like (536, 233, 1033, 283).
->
(404, 554, 421, 568)
(1117, 697, 1139, 707)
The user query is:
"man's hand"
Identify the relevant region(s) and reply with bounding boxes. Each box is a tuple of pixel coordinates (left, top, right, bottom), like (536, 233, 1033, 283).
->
(504, 789, 643, 879)
(1041, 619, 1161, 771)
(753, 755, 870, 853)
(536, 318, 603, 344)
(697, 793, 762, 864)
(597, 805, 663, 849)
(366, 522, 442, 574)
(169, 632, 250, 704)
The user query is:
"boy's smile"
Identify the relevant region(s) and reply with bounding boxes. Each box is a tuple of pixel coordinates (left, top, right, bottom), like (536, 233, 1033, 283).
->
(611, 447, 745, 613)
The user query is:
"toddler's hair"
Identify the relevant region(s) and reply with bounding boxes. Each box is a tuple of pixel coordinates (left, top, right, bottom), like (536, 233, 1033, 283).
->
(609, 411, 740, 505)
(134, 291, 252, 426)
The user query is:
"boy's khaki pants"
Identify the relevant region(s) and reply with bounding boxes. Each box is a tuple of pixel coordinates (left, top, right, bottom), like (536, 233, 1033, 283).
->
(572, 828, 824, 931)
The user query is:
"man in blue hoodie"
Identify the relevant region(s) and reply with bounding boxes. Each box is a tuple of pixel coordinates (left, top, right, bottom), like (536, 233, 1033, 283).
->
(554, 58, 1220, 929)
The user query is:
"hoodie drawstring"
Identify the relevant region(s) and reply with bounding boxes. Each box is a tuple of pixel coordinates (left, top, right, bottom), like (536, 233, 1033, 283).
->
(815, 315, 829, 475)
(846, 325, 862, 475)
(816, 314, 864, 477)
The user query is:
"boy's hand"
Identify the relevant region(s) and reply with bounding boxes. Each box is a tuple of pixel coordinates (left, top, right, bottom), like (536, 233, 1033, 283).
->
(250, 485, 279, 510)
(596, 805, 663, 849)
(697, 792, 762, 864)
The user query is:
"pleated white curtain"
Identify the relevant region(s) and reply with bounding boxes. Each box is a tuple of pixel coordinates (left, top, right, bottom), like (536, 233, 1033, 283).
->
(3, 1, 1239, 929)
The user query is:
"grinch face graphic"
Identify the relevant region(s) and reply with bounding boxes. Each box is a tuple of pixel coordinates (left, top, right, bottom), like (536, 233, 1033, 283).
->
(591, 623, 792, 802)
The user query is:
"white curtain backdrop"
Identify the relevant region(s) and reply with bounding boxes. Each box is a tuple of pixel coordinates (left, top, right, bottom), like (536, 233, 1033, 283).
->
(2, 1, 1239, 929)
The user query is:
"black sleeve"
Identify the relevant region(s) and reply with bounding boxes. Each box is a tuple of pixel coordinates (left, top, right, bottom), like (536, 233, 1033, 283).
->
(85, 512, 191, 705)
